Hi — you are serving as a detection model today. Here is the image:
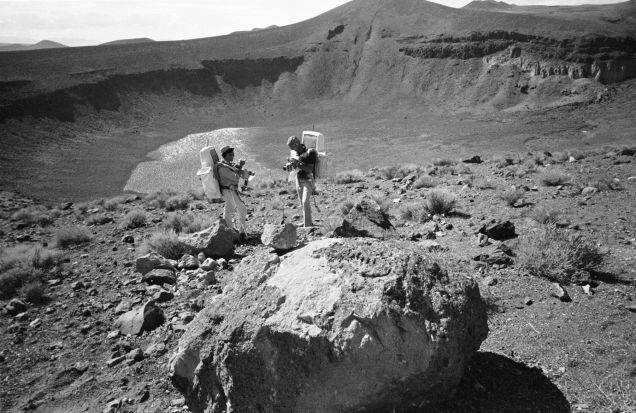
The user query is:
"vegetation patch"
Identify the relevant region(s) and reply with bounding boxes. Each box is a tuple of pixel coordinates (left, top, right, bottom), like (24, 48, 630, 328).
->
(164, 212, 214, 234)
(11, 205, 57, 227)
(54, 226, 93, 248)
(122, 209, 147, 229)
(142, 231, 191, 260)
(499, 189, 526, 207)
(334, 169, 365, 184)
(540, 170, 571, 187)
(517, 226, 605, 284)
(86, 213, 113, 226)
(424, 190, 456, 215)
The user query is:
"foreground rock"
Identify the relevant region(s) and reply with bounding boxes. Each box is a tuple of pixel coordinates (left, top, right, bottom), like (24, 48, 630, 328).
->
(332, 199, 394, 238)
(135, 253, 175, 275)
(114, 301, 165, 335)
(261, 223, 297, 251)
(178, 220, 235, 258)
(479, 220, 516, 241)
(169, 238, 487, 412)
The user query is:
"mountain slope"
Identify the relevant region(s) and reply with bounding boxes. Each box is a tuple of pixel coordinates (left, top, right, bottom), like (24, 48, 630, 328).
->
(0, 40, 67, 52)
(99, 38, 155, 46)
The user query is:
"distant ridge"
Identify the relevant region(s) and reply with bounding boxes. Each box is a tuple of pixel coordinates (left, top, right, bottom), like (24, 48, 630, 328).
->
(0, 40, 67, 52)
(463, 0, 516, 11)
(99, 38, 155, 46)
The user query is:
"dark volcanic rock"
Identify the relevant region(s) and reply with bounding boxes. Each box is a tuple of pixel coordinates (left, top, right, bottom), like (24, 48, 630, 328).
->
(479, 220, 516, 241)
(135, 253, 175, 275)
(169, 238, 487, 413)
(142, 269, 176, 286)
(332, 199, 394, 238)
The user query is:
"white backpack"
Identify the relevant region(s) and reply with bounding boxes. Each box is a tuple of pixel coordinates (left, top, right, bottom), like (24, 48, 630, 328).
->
(196, 146, 222, 200)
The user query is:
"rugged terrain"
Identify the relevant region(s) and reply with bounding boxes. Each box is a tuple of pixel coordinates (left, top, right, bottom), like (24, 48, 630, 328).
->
(0, 146, 634, 412)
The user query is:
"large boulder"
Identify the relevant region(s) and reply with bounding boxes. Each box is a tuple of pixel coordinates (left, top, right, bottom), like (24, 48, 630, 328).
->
(169, 238, 487, 413)
(179, 220, 235, 258)
(261, 223, 297, 251)
(142, 269, 177, 286)
(114, 301, 164, 336)
(135, 252, 175, 275)
(332, 200, 394, 238)
(479, 220, 516, 241)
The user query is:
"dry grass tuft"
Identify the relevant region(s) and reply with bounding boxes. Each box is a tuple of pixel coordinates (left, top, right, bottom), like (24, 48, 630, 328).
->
(142, 231, 190, 260)
(540, 170, 571, 187)
(0, 246, 64, 299)
(164, 213, 214, 234)
(368, 192, 392, 214)
(54, 226, 92, 248)
(517, 226, 605, 284)
(122, 209, 147, 229)
(412, 175, 437, 189)
(339, 201, 355, 216)
(526, 206, 560, 225)
(11, 206, 55, 227)
(86, 213, 113, 226)
(424, 190, 456, 215)
(499, 189, 526, 207)
(334, 169, 365, 184)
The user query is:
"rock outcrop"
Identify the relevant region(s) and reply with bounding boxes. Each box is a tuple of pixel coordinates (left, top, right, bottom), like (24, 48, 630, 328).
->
(332, 200, 395, 238)
(178, 220, 235, 258)
(261, 223, 297, 251)
(169, 238, 487, 412)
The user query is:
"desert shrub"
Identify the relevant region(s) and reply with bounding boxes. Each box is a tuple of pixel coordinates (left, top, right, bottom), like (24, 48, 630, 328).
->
(334, 169, 365, 184)
(255, 176, 287, 190)
(433, 158, 455, 167)
(499, 189, 526, 207)
(122, 209, 147, 229)
(0, 245, 62, 272)
(339, 201, 355, 216)
(517, 226, 605, 284)
(54, 226, 92, 248)
(164, 212, 214, 234)
(75, 202, 90, 214)
(320, 216, 343, 237)
(588, 176, 623, 191)
(86, 213, 113, 226)
(527, 206, 560, 225)
(398, 203, 428, 222)
(368, 192, 391, 214)
(187, 187, 207, 201)
(11, 206, 55, 227)
(376, 164, 424, 180)
(142, 231, 190, 260)
(424, 190, 456, 215)
(474, 178, 496, 190)
(493, 155, 515, 169)
(513, 160, 538, 178)
(0, 268, 29, 299)
(431, 165, 457, 176)
(21, 281, 46, 303)
(145, 190, 177, 209)
(551, 152, 569, 163)
(165, 194, 190, 211)
(103, 196, 125, 211)
(412, 175, 437, 189)
(540, 170, 571, 187)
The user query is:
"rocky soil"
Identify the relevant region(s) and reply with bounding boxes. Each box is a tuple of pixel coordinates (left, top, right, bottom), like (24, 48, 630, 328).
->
(0, 146, 634, 412)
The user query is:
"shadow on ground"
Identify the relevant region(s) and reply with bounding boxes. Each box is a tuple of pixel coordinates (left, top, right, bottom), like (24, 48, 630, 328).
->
(420, 351, 570, 412)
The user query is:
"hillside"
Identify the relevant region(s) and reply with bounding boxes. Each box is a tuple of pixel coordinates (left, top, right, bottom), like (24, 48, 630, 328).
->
(0, 40, 67, 53)
(99, 38, 155, 46)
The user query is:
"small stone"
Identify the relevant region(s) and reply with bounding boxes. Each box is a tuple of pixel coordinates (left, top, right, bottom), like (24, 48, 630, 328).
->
(80, 324, 92, 334)
(200, 258, 218, 271)
(551, 283, 572, 302)
(581, 187, 598, 195)
(29, 318, 42, 328)
(178, 254, 199, 270)
(107, 330, 120, 339)
(122, 235, 134, 243)
(625, 304, 636, 313)
(5, 299, 28, 315)
(126, 348, 144, 362)
(477, 233, 491, 247)
(15, 312, 28, 322)
(524, 297, 533, 306)
(582, 285, 593, 295)
(71, 281, 85, 290)
(484, 276, 498, 286)
(170, 398, 185, 407)
(106, 355, 126, 367)
(153, 290, 174, 303)
(114, 300, 132, 314)
(197, 252, 206, 262)
(144, 342, 167, 358)
(261, 223, 298, 251)
(142, 269, 177, 286)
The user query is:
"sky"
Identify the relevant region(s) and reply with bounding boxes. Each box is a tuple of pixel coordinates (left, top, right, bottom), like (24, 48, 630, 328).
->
(0, 0, 628, 46)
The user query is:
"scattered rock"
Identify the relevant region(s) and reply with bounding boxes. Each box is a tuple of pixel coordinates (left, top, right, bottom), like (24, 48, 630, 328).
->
(524, 297, 533, 306)
(114, 301, 165, 336)
(135, 252, 175, 275)
(126, 348, 144, 363)
(114, 300, 133, 315)
(15, 312, 28, 322)
(581, 187, 598, 196)
(331, 199, 394, 238)
(154, 289, 174, 303)
(582, 285, 593, 295)
(144, 342, 167, 358)
(122, 235, 134, 244)
(463, 155, 482, 164)
(5, 299, 27, 315)
(477, 233, 491, 247)
(71, 281, 85, 290)
(200, 258, 218, 271)
(178, 219, 235, 258)
(106, 355, 125, 367)
(169, 238, 487, 412)
(551, 283, 572, 302)
(484, 276, 498, 286)
(29, 318, 42, 328)
(197, 252, 206, 262)
(479, 221, 516, 241)
(420, 239, 447, 252)
(178, 254, 199, 270)
(107, 331, 120, 339)
(261, 223, 298, 251)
